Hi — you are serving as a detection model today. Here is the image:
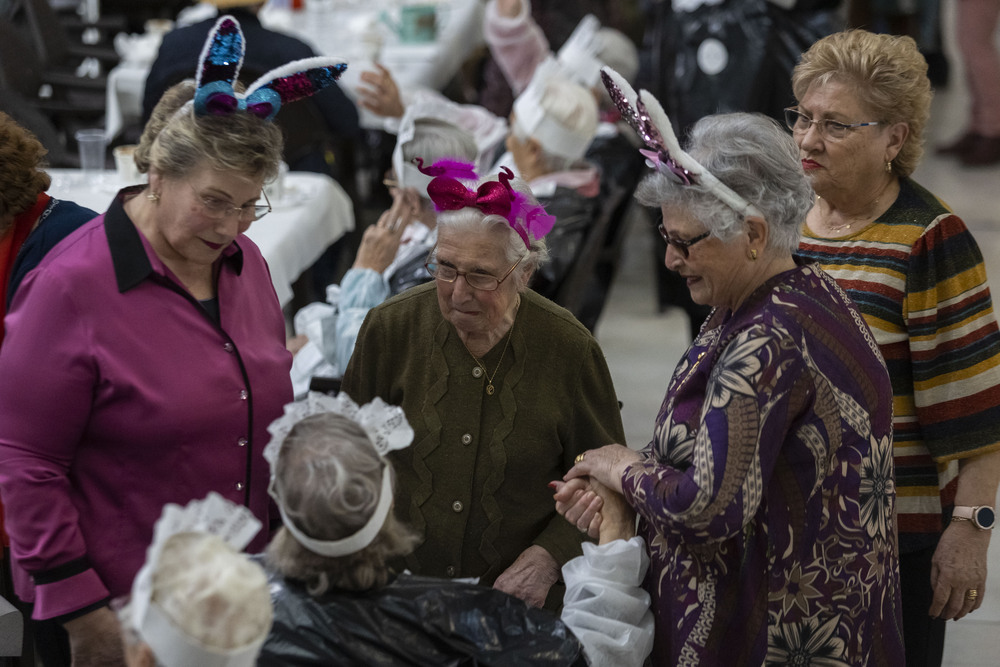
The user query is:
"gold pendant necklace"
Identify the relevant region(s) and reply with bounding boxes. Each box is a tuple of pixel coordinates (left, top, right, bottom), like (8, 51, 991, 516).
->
(470, 324, 513, 396)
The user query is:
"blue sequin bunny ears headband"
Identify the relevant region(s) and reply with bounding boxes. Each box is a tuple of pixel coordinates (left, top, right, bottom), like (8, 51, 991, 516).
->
(600, 67, 763, 219)
(192, 15, 348, 122)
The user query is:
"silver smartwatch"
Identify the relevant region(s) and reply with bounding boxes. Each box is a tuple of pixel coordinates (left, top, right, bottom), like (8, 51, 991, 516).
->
(951, 505, 996, 530)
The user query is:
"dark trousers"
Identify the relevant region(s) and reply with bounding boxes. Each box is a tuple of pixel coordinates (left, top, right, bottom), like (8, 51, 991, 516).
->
(900, 544, 947, 667)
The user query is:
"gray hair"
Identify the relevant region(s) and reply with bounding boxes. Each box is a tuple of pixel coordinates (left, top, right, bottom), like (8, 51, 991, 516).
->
(134, 80, 284, 183)
(431, 174, 550, 291)
(402, 118, 478, 168)
(118, 532, 272, 653)
(264, 413, 419, 595)
(635, 113, 813, 254)
(402, 117, 478, 213)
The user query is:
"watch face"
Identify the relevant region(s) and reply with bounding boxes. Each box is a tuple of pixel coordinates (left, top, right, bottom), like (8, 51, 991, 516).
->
(975, 506, 996, 529)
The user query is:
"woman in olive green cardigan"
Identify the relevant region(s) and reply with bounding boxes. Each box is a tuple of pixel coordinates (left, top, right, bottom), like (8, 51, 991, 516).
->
(342, 163, 625, 610)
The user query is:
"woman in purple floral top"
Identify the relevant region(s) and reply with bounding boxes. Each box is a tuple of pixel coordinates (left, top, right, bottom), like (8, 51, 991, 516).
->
(555, 107, 904, 666)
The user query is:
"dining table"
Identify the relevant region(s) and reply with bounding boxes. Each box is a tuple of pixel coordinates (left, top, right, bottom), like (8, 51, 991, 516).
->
(44, 168, 355, 309)
(104, 0, 486, 140)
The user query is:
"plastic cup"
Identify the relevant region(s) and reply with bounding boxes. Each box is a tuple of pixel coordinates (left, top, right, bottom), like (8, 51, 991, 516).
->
(113, 144, 140, 183)
(75, 129, 107, 174)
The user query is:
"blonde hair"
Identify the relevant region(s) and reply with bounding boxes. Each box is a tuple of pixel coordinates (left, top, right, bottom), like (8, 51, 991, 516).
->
(0, 112, 51, 230)
(118, 532, 273, 653)
(134, 80, 284, 183)
(792, 29, 932, 177)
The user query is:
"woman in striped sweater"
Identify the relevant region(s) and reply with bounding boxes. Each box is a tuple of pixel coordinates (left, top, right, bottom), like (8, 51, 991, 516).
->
(793, 29, 1000, 667)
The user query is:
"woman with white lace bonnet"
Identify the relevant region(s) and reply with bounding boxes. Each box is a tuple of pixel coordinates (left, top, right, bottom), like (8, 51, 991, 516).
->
(116, 494, 273, 667)
(258, 392, 653, 666)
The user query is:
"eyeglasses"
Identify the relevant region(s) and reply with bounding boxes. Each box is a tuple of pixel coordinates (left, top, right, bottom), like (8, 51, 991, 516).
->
(193, 185, 271, 221)
(425, 253, 526, 291)
(658, 223, 710, 258)
(784, 107, 880, 141)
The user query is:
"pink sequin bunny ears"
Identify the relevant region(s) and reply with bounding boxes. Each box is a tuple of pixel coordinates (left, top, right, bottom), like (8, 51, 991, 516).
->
(415, 159, 556, 248)
(193, 15, 347, 122)
(600, 67, 763, 218)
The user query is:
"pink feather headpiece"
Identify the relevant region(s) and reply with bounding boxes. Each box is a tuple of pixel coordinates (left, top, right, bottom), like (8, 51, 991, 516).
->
(415, 159, 556, 248)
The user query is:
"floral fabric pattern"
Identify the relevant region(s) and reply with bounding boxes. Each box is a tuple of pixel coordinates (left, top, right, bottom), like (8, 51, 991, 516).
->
(622, 264, 905, 666)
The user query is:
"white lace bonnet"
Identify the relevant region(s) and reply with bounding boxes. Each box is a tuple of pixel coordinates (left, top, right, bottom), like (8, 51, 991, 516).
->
(263, 392, 414, 557)
(128, 493, 266, 667)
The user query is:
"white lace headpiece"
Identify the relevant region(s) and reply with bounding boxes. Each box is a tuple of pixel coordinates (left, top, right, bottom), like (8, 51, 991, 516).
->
(129, 493, 264, 667)
(556, 14, 603, 89)
(513, 57, 596, 162)
(263, 392, 414, 557)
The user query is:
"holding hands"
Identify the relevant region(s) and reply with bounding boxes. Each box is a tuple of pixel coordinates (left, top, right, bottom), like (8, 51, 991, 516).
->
(552, 444, 642, 542)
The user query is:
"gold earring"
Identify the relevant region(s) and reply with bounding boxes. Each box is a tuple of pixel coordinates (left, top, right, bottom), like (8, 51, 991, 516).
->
(146, 192, 160, 202)
(885, 161, 892, 173)
(749, 248, 758, 261)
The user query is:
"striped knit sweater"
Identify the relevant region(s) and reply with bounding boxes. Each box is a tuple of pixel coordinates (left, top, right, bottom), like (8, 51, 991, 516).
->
(798, 177, 1000, 552)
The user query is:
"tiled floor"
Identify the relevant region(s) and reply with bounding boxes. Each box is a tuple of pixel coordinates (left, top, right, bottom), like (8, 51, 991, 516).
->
(591, 6, 1000, 664)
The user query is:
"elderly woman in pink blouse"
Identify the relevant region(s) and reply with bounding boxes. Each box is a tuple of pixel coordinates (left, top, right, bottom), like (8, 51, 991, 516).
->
(0, 17, 344, 666)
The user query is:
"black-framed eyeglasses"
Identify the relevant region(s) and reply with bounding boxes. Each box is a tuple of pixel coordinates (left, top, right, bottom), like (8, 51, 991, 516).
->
(193, 185, 271, 221)
(784, 107, 880, 141)
(425, 253, 526, 291)
(658, 223, 710, 258)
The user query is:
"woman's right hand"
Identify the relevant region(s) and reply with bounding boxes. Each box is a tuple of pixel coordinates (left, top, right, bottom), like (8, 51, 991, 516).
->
(564, 443, 642, 495)
(63, 606, 126, 667)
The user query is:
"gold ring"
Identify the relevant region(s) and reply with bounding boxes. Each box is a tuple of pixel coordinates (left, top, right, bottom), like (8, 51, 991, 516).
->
(574, 453, 586, 464)
(967, 589, 979, 601)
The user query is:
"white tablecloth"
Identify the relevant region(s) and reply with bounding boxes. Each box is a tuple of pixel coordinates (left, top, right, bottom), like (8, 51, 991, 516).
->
(104, 1, 485, 139)
(45, 169, 354, 308)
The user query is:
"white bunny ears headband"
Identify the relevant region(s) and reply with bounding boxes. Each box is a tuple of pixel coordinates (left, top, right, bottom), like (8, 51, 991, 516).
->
(601, 67, 764, 219)
(263, 392, 414, 558)
(129, 493, 265, 667)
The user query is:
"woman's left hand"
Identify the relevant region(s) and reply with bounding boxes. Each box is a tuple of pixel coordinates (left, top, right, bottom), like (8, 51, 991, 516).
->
(564, 444, 642, 495)
(929, 521, 992, 620)
(492, 544, 560, 608)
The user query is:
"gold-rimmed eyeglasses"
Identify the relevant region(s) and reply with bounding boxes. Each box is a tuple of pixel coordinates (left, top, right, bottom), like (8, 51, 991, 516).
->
(784, 107, 880, 141)
(192, 185, 271, 221)
(425, 253, 527, 291)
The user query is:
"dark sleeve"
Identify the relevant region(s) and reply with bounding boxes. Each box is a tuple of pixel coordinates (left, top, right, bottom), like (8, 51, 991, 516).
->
(340, 306, 382, 404)
(7, 202, 98, 304)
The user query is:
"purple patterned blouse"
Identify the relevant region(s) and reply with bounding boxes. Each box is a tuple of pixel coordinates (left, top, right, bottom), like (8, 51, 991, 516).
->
(622, 264, 905, 666)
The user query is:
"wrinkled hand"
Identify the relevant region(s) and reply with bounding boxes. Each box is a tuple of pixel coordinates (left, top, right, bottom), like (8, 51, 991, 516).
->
(492, 544, 559, 608)
(496, 0, 523, 18)
(286, 334, 309, 355)
(552, 477, 635, 543)
(64, 607, 126, 667)
(929, 521, 991, 620)
(352, 193, 411, 272)
(357, 63, 405, 118)
(564, 444, 642, 495)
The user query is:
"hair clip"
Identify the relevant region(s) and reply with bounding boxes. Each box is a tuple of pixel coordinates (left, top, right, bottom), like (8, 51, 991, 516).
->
(601, 67, 763, 218)
(193, 15, 347, 122)
(415, 159, 555, 247)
